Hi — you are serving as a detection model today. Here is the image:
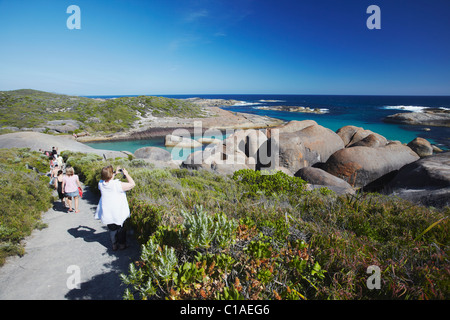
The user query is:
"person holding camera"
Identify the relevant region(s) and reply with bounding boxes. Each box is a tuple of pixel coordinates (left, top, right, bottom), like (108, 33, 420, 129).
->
(95, 165, 135, 251)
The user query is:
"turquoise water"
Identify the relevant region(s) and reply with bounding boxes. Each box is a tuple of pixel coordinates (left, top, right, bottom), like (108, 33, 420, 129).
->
(86, 137, 166, 154)
(86, 134, 225, 161)
(85, 94, 450, 157)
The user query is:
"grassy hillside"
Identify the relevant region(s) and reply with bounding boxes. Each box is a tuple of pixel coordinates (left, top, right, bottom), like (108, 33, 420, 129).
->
(0, 89, 205, 134)
(61, 151, 449, 300)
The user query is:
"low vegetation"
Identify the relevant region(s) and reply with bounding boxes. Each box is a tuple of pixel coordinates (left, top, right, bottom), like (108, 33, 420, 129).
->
(60, 151, 449, 300)
(0, 148, 54, 265)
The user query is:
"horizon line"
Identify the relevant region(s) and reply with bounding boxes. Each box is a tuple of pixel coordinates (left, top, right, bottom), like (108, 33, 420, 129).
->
(2, 88, 450, 98)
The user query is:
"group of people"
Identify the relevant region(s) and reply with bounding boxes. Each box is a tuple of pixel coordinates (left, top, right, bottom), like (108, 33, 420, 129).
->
(43, 146, 136, 250)
(45, 147, 82, 213)
(54, 166, 83, 213)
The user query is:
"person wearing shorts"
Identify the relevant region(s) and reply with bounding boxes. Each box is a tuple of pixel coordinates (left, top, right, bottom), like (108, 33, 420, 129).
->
(62, 167, 82, 213)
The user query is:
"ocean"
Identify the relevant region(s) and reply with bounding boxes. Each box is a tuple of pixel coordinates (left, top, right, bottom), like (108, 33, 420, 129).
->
(85, 94, 450, 157)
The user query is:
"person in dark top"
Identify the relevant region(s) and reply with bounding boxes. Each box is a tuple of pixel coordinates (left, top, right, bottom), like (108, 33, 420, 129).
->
(54, 170, 67, 208)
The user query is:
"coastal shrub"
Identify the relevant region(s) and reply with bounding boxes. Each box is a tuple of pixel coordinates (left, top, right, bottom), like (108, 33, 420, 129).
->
(63, 154, 449, 300)
(0, 148, 54, 265)
(180, 205, 238, 250)
(127, 197, 163, 245)
(123, 173, 448, 300)
(121, 206, 325, 300)
(232, 169, 307, 198)
(129, 159, 149, 168)
(298, 194, 449, 299)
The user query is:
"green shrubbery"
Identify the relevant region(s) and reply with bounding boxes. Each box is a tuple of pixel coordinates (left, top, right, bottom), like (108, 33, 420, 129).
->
(121, 205, 325, 300)
(127, 165, 449, 300)
(14, 151, 448, 299)
(232, 169, 307, 198)
(0, 148, 54, 265)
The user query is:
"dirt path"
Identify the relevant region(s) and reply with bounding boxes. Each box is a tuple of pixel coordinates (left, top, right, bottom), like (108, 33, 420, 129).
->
(0, 185, 140, 300)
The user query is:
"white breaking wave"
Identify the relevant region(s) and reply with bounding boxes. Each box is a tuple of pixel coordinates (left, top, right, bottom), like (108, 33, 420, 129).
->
(253, 106, 330, 114)
(383, 105, 450, 113)
(233, 101, 262, 106)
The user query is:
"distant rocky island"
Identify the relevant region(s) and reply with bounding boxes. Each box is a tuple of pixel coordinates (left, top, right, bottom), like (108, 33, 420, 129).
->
(384, 108, 450, 127)
(255, 105, 327, 114)
(183, 97, 240, 107)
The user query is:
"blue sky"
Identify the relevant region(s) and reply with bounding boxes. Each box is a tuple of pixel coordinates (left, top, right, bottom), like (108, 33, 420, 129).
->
(0, 0, 449, 95)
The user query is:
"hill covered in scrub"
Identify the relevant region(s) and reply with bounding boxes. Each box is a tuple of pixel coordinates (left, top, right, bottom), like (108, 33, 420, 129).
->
(0, 89, 205, 135)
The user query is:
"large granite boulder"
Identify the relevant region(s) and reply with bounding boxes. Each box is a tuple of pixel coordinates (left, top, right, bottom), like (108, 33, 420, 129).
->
(349, 133, 387, 148)
(223, 129, 267, 166)
(134, 146, 172, 161)
(295, 167, 355, 195)
(336, 125, 360, 146)
(261, 124, 345, 174)
(384, 152, 450, 208)
(336, 125, 388, 148)
(296, 124, 345, 161)
(272, 120, 318, 134)
(407, 137, 433, 157)
(348, 130, 387, 148)
(45, 120, 82, 133)
(263, 131, 311, 173)
(165, 134, 202, 148)
(182, 143, 251, 175)
(182, 147, 219, 170)
(322, 143, 420, 188)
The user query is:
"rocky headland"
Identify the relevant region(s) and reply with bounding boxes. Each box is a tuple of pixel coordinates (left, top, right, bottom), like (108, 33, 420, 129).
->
(77, 100, 284, 143)
(0, 90, 283, 143)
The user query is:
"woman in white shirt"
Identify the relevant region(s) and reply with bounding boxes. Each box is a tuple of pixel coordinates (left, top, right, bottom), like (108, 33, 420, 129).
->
(95, 165, 135, 250)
